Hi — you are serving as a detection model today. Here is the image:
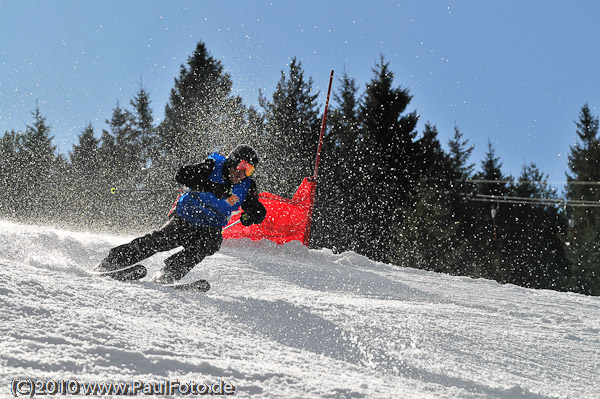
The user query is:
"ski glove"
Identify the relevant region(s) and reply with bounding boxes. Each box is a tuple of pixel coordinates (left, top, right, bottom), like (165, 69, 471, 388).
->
(240, 212, 254, 226)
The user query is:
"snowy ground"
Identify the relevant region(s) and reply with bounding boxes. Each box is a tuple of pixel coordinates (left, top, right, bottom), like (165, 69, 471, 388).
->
(0, 220, 598, 399)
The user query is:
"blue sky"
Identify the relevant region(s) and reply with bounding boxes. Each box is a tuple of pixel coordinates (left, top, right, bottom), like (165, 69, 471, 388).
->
(1, 1, 598, 191)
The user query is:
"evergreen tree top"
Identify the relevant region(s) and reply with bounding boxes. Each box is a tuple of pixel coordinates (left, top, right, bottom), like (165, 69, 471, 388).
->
(567, 103, 600, 184)
(23, 104, 56, 158)
(448, 125, 475, 180)
(574, 104, 599, 144)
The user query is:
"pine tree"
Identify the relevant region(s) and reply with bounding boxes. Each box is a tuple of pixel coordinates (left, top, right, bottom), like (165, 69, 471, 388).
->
(446, 125, 476, 235)
(391, 124, 468, 273)
(156, 41, 259, 204)
(565, 104, 600, 295)
(471, 141, 510, 281)
(328, 72, 361, 152)
(391, 182, 465, 273)
(98, 100, 137, 182)
(128, 83, 171, 228)
(19, 105, 57, 221)
(354, 56, 418, 261)
(445, 126, 479, 276)
(70, 123, 100, 177)
(259, 57, 320, 196)
(475, 140, 509, 197)
(566, 104, 600, 231)
(503, 164, 569, 290)
(22, 105, 56, 181)
(97, 101, 142, 229)
(414, 123, 452, 180)
(447, 125, 475, 181)
(63, 123, 104, 227)
(311, 72, 361, 251)
(130, 81, 156, 169)
(158, 41, 239, 168)
(0, 130, 24, 218)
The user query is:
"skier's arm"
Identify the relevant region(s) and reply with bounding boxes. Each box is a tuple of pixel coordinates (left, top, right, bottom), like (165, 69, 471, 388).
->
(175, 159, 235, 198)
(175, 159, 215, 188)
(240, 180, 267, 225)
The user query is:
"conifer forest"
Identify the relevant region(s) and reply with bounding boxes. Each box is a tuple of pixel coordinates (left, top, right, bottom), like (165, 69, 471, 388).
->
(1, 41, 599, 296)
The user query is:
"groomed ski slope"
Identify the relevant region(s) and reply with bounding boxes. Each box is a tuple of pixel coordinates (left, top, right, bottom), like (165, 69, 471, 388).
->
(0, 220, 598, 399)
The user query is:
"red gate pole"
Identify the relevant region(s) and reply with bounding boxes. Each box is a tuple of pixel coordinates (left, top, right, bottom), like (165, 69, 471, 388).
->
(303, 70, 334, 246)
(312, 70, 335, 180)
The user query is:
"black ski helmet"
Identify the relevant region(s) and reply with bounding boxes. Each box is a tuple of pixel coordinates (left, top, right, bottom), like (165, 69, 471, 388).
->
(228, 144, 259, 167)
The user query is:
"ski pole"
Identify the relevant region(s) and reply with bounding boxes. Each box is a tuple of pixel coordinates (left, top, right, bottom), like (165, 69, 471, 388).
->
(222, 220, 241, 232)
(110, 187, 186, 194)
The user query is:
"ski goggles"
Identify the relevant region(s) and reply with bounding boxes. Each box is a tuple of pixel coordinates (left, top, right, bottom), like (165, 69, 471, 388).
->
(235, 159, 256, 177)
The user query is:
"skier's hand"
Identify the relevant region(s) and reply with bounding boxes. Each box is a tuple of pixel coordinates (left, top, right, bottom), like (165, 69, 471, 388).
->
(240, 212, 253, 226)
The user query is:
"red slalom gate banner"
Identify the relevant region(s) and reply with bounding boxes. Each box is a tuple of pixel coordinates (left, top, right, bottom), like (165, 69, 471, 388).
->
(222, 177, 317, 245)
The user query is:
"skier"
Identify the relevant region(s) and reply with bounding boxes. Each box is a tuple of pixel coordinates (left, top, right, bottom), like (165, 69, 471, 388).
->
(96, 144, 267, 284)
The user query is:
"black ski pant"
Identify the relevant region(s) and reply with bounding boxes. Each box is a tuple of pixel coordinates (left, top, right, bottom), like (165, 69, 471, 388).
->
(104, 216, 223, 281)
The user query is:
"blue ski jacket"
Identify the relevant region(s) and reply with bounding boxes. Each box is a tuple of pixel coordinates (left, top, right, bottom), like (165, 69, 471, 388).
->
(173, 153, 259, 227)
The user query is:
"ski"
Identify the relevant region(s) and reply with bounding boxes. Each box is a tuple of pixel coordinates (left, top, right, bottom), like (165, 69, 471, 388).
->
(91, 262, 209, 292)
(161, 279, 211, 292)
(90, 264, 147, 281)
